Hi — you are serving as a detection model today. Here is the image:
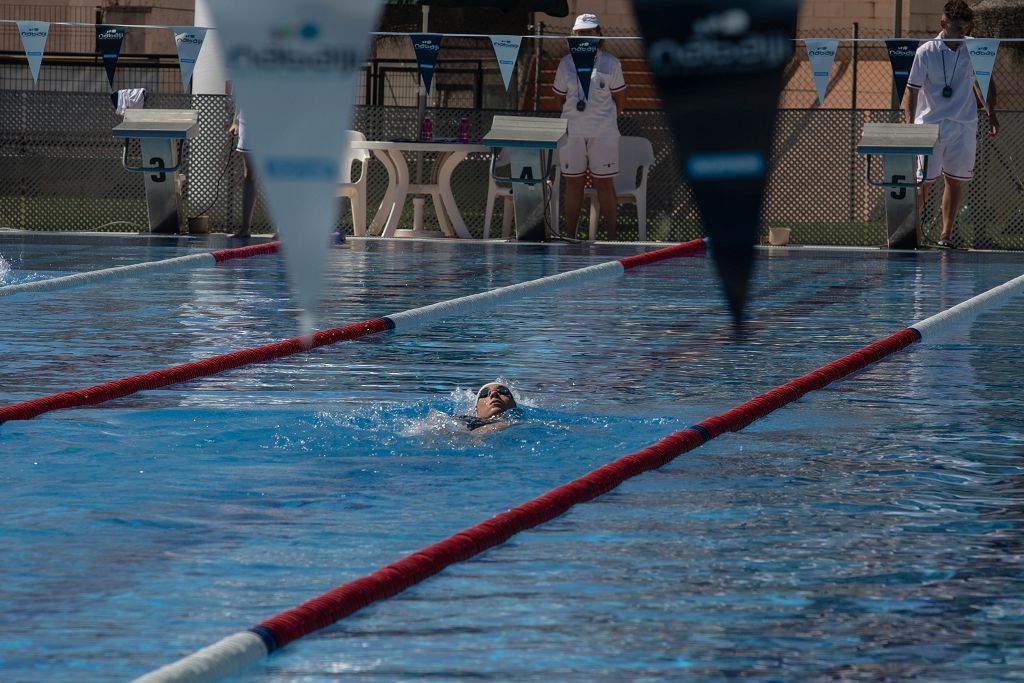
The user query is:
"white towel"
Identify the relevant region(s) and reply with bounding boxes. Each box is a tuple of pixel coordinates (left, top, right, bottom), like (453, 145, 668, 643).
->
(116, 88, 147, 115)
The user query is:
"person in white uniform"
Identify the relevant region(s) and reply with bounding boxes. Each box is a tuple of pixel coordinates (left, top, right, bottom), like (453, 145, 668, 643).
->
(228, 108, 257, 238)
(903, 0, 999, 248)
(552, 13, 627, 241)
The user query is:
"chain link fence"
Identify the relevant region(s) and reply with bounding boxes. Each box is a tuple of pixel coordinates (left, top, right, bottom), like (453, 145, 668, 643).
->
(1, 18, 1022, 248)
(2, 92, 1022, 249)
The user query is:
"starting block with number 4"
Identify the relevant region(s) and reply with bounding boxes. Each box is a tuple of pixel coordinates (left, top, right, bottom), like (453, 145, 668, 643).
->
(483, 115, 567, 241)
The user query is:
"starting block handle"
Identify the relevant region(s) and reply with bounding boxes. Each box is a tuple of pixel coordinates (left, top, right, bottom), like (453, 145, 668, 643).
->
(121, 139, 184, 174)
(865, 154, 928, 189)
(489, 148, 555, 186)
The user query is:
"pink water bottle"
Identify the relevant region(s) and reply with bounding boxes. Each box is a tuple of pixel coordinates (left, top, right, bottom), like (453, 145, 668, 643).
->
(420, 115, 432, 142)
(458, 117, 469, 144)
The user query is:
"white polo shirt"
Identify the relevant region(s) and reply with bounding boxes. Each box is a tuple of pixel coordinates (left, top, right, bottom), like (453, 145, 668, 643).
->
(552, 49, 626, 138)
(907, 35, 979, 125)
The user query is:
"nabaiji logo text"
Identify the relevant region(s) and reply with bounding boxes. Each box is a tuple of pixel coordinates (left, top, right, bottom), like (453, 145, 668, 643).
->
(21, 29, 46, 38)
(413, 41, 440, 51)
(177, 34, 203, 45)
(888, 45, 915, 57)
(648, 8, 790, 73)
(570, 43, 597, 53)
(808, 47, 835, 56)
(98, 29, 123, 40)
(226, 21, 360, 72)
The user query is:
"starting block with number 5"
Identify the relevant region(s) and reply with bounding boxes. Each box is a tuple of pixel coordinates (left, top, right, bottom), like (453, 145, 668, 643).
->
(856, 122, 940, 249)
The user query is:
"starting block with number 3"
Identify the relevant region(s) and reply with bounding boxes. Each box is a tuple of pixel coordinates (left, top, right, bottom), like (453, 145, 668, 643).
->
(856, 122, 940, 249)
(113, 109, 199, 234)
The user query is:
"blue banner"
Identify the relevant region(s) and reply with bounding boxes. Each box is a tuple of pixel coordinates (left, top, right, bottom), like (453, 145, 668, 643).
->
(95, 24, 125, 88)
(885, 39, 919, 105)
(566, 37, 600, 101)
(410, 33, 443, 93)
(633, 1, 798, 322)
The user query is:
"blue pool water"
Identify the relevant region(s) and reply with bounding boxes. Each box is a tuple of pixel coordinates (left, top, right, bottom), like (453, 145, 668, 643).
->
(2, 233, 1024, 682)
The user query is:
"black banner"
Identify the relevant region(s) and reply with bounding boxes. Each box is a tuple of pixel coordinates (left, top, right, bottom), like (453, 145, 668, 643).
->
(95, 24, 125, 88)
(567, 37, 600, 101)
(633, 1, 798, 323)
(885, 39, 919, 105)
(410, 33, 442, 93)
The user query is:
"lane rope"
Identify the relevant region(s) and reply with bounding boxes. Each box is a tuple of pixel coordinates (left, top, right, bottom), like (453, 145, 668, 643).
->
(133, 270, 1024, 683)
(0, 241, 280, 298)
(0, 239, 707, 422)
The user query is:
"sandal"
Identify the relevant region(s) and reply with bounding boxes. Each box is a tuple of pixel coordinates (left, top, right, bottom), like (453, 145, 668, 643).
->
(936, 239, 954, 249)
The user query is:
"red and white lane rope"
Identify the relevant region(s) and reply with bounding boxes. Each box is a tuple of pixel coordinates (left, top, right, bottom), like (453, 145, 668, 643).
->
(0, 242, 280, 298)
(133, 270, 1024, 683)
(0, 239, 708, 423)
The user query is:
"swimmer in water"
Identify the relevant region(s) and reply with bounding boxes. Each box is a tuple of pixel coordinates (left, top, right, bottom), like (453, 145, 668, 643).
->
(458, 382, 521, 433)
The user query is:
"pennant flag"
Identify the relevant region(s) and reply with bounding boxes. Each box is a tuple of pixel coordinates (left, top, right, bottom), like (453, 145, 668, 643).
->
(567, 37, 600, 101)
(410, 33, 442, 93)
(96, 24, 126, 88)
(633, 1, 798, 323)
(804, 38, 839, 105)
(171, 26, 207, 91)
(206, 0, 384, 334)
(966, 37, 999, 103)
(885, 39, 919, 105)
(17, 21, 49, 84)
(490, 35, 522, 91)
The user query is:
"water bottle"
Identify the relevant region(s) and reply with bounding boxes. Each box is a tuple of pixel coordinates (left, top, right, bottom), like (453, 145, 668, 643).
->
(458, 117, 469, 144)
(420, 115, 432, 142)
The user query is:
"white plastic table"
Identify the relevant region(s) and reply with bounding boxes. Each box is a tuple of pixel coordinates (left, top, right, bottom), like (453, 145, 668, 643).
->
(351, 140, 489, 238)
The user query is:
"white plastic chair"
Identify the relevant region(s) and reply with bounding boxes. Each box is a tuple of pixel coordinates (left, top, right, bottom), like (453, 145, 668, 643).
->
(483, 149, 561, 239)
(585, 136, 655, 241)
(338, 130, 370, 236)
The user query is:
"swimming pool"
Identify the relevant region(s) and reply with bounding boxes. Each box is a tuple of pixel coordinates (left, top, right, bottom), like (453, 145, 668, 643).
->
(2, 233, 1024, 681)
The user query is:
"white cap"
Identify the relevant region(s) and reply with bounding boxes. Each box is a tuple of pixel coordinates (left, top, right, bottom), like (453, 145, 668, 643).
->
(572, 13, 600, 31)
(477, 382, 515, 404)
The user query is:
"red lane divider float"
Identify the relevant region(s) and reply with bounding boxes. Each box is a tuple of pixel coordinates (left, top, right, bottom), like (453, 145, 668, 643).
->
(211, 241, 281, 263)
(0, 240, 281, 299)
(254, 329, 920, 649)
(135, 326, 920, 682)
(1, 239, 707, 424)
(0, 318, 392, 422)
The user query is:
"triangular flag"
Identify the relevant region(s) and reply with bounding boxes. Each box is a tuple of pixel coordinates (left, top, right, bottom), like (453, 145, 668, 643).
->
(171, 26, 207, 91)
(566, 37, 600, 101)
(885, 39, 919, 105)
(966, 38, 999, 102)
(410, 33, 442, 93)
(96, 24, 126, 88)
(804, 38, 839, 105)
(633, 1, 799, 323)
(205, 1, 384, 334)
(16, 21, 49, 84)
(490, 35, 522, 91)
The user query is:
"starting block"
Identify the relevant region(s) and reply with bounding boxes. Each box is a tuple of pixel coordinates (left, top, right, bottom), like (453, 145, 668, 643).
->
(856, 122, 939, 249)
(113, 109, 199, 234)
(483, 116, 567, 241)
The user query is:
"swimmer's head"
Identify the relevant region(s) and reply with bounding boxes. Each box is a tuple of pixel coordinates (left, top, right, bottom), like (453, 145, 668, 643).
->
(475, 382, 516, 418)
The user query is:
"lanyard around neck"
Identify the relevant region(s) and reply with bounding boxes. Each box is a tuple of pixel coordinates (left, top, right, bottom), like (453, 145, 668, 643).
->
(941, 43, 961, 88)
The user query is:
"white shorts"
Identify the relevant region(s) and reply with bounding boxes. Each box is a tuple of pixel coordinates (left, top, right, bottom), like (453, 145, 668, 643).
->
(560, 135, 619, 178)
(918, 119, 977, 182)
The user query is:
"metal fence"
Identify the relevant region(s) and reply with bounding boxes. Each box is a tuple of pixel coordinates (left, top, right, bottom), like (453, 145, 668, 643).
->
(2, 93, 1022, 249)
